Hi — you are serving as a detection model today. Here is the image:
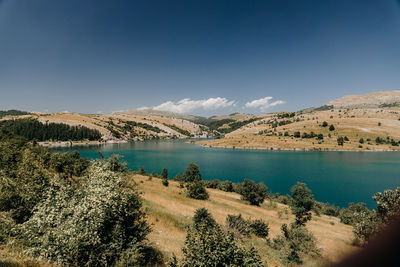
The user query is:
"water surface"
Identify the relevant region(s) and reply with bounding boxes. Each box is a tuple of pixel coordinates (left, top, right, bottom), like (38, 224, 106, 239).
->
(54, 140, 400, 208)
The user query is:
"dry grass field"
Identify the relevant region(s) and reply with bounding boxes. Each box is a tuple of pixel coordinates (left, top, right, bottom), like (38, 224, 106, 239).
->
(198, 107, 400, 151)
(0, 112, 210, 145)
(133, 175, 356, 266)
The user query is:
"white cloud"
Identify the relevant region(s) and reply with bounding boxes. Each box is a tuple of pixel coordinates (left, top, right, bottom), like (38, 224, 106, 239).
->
(147, 97, 235, 114)
(245, 97, 285, 111)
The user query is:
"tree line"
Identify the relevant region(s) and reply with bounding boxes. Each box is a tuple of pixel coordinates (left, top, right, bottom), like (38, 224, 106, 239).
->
(0, 109, 30, 118)
(0, 118, 102, 141)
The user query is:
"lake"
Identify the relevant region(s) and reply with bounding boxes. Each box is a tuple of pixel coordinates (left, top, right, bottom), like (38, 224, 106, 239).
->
(54, 139, 400, 208)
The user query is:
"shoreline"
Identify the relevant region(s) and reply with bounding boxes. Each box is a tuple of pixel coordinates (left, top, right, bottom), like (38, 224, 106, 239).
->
(39, 140, 129, 148)
(38, 136, 209, 148)
(196, 143, 400, 152)
(39, 139, 400, 152)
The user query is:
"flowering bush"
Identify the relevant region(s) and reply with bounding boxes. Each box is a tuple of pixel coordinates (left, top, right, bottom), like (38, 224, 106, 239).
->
(19, 159, 150, 266)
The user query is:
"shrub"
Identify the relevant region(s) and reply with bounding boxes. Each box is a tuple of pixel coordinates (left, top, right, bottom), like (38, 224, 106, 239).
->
(18, 160, 150, 266)
(329, 125, 335, 131)
(294, 131, 300, 138)
(174, 174, 184, 182)
(220, 180, 234, 192)
(268, 223, 320, 264)
(339, 202, 371, 225)
(322, 121, 328, 127)
(162, 177, 169, 187)
(138, 166, 147, 175)
(337, 136, 344, 146)
(204, 179, 221, 189)
(178, 208, 263, 267)
(186, 181, 209, 200)
(359, 138, 364, 144)
(237, 179, 268, 206)
(226, 214, 250, 238)
(248, 219, 269, 238)
(290, 182, 314, 225)
(353, 187, 400, 245)
(117, 244, 165, 266)
(274, 194, 293, 205)
(0, 212, 15, 244)
(321, 203, 340, 216)
(375, 137, 385, 144)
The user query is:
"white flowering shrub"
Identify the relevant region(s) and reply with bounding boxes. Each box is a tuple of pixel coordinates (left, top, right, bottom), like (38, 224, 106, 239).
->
(18, 159, 150, 266)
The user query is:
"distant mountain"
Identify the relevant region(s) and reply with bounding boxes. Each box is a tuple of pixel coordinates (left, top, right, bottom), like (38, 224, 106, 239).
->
(113, 109, 202, 121)
(208, 112, 254, 120)
(326, 90, 400, 108)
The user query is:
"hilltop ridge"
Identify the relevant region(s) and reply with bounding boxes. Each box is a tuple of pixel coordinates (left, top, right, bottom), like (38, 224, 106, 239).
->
(2, 90, 400, 150)
(326, 90, 400, 108)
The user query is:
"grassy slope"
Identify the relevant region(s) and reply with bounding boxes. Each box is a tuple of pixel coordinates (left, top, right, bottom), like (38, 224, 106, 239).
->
(133, 175, 355, 266)
(0, 112, 209, 143)
(197, 107, 400, 151)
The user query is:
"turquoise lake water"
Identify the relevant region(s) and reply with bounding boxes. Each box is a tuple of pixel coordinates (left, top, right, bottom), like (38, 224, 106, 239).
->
(54, 139, 400, 208)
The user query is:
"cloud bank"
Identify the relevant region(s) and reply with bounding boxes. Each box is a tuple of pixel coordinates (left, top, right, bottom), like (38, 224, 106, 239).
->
(141, 97, 235, 114)
(245, 97, 285, 111)
(140, 96, 285, 114)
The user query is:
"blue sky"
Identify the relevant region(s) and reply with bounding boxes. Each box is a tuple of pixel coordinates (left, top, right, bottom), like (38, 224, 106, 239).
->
(0, 0, 399, 116)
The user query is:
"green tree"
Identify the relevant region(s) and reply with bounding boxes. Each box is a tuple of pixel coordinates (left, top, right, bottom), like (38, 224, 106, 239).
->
(359, 138, 364, 144)
(183, 163, 201, 182)
(179, 208, 262, 267)
(290, 182, 315, 225)
(161, 168, 168, 179)
(237, 179, 268, 206)
(329, 124, 335, 131)
(322, 121, 328, 127)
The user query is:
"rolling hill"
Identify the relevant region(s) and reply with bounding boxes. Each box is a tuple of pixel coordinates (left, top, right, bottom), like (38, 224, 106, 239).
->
(2, 90, 400, 150)
(197, 90, 400, 151)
